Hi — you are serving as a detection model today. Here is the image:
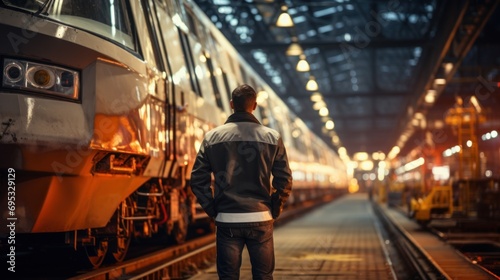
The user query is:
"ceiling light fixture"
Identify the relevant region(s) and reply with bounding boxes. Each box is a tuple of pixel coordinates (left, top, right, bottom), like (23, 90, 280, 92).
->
(325, 120, 335, 130)
(286, 37, 303, 56)
(276, 5, 294, 27)
(434, 78, 446, 87)
(443, 62, 454, 75)
(310, 92, 322, 102)
(424, 89, 436, 104)
(313, 100, 326, 110)
(306, 75, 318, 91)
(319, 107, 329, 116)
(296, 54, 310, 72)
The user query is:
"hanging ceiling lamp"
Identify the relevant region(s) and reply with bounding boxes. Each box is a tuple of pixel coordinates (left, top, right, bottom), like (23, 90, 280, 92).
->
(276, 5, 294, 27)
(286, 37, 303, 56)
(296, 54, 310, 72)
(310, 92, 323, 102)
(306, 76, 318, 91)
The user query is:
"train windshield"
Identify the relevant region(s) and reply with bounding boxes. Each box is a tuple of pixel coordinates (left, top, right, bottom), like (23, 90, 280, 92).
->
(1, 0, 134, 49)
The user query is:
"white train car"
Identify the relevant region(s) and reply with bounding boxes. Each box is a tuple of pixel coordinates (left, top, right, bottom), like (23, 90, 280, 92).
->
(0, 0, 347, 268)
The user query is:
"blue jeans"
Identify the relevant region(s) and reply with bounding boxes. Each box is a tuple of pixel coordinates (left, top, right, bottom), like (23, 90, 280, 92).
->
(216, 223, 274, 280)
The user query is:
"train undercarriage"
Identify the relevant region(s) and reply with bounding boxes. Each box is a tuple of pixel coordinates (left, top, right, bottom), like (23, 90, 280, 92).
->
(68, 176, 203, 268)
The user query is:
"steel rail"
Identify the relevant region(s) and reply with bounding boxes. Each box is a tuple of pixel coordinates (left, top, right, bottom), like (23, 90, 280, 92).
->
(372, 203, 451, 280)
(69, 195, 340, 279)
(68, 234, 216, 280)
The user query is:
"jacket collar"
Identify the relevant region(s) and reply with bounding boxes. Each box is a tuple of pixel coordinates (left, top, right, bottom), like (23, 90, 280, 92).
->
(225, 112, 261, 124)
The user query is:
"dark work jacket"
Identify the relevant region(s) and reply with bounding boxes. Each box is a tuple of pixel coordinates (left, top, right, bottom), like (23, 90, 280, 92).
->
(190, 112, 293, 227)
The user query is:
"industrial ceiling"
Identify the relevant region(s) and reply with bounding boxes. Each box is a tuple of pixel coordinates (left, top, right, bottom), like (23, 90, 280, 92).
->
(192, 0, 500, 159)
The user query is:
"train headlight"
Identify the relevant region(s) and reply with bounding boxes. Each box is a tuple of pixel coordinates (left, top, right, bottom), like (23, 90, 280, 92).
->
(27, 66, 56, 89)
(4, 62, 23, 83)
(2, 58, 79, 100)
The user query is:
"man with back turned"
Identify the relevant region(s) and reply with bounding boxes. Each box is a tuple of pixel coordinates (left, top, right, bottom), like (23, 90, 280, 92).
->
(190, 84, 293, 279)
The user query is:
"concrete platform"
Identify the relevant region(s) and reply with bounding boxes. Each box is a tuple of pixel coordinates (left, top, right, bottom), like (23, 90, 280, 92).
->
(189, 193, 495, 279)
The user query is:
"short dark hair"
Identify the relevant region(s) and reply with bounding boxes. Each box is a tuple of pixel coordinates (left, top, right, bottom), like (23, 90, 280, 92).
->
(231, 84, 257, 111)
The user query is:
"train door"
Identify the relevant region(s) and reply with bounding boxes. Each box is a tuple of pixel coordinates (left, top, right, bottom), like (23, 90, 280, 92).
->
(152, 0, 189, 166)
(154, 0, 223, 231)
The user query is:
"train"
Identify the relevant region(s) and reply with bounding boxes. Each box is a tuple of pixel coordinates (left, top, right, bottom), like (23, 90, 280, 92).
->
(0, 0, 348, 268)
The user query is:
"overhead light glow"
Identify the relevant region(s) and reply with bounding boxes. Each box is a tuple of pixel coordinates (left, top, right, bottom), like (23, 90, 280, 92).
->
(296, 54, 310, 72)
(313, 100, 326, 110)
(443, 145, 461, 157)
(306, 76, 318, 91)
(425, 89, 436, 104)
(481, 130, 498, 141)
(286, 42, 303, 56)
(354, 152, 369, 161)
(360, 160, 374, 171)
(388, 146, 400, 159)
(395, 157, 424, 174)
(325, 120, 334, 130)
(434, 78, 446, 86)
(310, 92, 323, 102)
(332, 135, 340, 144)
(319, 107, 329, 116)
(443, 62, 453, 75)
(276, 6, 294, 27)
(286, 37, 303, 56)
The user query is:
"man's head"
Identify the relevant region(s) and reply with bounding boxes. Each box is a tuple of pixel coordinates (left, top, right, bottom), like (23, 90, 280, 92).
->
(231, 84, 257, 112)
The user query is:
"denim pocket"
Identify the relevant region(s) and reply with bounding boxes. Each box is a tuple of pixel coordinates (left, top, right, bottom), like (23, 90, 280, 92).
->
(250, 223, 273, 241)
(217, 226, 235, 238)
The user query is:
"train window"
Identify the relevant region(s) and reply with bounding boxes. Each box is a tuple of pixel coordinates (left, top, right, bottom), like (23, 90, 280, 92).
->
(3, 0, 135, 50)
(220, 71, 231, 103)
(292, 124, 307, 154)
(185, 10, 199, 39)
(273, 122, 283, 136)
(187, 8, 209, 47)
(249, 78, 257, 90)
(271, 106, 285, 136)
(147, 1, 170, 70)
(153, 0, 189, 105)
(178, 30, 203, 97)
(205, 57, 224, 110)
(195, 50, 218, 105)
(206, 32, 219, 60)
(226, 52, 237, 77)
(257, 104, 268, 126)
(263, 98, 277, 129)
(164, 0, 174, 18)
(170, 0, 187, 21)
(240, 65, 248, 84)
(312, 145, 321, 164)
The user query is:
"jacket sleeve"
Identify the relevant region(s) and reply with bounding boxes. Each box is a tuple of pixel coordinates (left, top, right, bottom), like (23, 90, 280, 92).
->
(271, 137, 293, 218)
(190, 141, 216, 218)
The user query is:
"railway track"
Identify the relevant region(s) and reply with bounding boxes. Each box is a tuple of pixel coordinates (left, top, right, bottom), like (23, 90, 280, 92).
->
(429, 221, 500, 278)
(69, 234, 216, 280)
(372, 203, 450, 280)
(374, 203, 500, 280)
(67, 196, 337, 279)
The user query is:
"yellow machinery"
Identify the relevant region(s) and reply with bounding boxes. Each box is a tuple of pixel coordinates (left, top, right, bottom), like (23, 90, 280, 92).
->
(410, 96, 487, 225)
(410, 185, 453, 225)
(411, 179, 500, 225)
